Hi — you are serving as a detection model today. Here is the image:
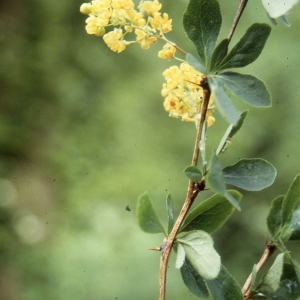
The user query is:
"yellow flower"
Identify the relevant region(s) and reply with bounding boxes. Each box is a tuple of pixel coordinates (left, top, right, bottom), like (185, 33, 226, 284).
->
(103, 28, 126, 52)
(85, 15, 107, 36)
(158, 43, 176, 59)
(80, 3, 92, 15)
(149, 13, 172, 33)
(162, 63, 215, 125)
(111, 0, 134, 10)
(139, 0, 162, 16)
(135, 27, 157, 49)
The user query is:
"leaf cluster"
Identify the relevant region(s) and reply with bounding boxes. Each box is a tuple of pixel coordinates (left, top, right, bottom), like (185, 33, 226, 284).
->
(135, 0, 300, 299)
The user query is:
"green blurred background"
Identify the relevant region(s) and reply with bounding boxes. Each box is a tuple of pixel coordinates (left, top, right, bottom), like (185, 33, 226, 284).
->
(0, 0, 300, 299)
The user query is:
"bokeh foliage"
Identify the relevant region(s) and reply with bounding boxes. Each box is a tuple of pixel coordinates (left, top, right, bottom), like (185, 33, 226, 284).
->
(0, 0, 300, 299)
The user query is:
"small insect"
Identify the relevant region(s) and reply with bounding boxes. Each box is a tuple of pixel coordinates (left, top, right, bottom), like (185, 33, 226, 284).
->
(125, 205, 131, 211)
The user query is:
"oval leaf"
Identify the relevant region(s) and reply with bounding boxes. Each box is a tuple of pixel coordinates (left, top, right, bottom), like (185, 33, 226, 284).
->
(282, 174, 300, 226)
(205, 265, 244, 300)
(223, 158, 277, 191)
(183, 0, 222, 66)
(218, 23, 271, 70)
(184, 166, 203, 182)
(216, 72, 271, 107)
(177, 231, 221, 280)
(136, 192, 166, 234)
(180, 258, 209, 298)
(180, 190, 242, 233)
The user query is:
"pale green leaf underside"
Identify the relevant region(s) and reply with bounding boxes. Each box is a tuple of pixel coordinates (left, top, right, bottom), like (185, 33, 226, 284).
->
(177, 230, 221, 280)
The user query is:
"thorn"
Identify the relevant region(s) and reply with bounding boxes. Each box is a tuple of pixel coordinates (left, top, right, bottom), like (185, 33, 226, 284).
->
(149, 247, 161, 251)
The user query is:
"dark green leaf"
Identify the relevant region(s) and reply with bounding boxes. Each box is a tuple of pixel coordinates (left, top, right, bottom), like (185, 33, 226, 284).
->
(255, 263, 300, 300)
(282, 174, 300, 225)
(289, 208, 300, 240)
(205, 265, 244, 300)
(217, 23, 271, 70)
(180, 258, 209, 298)
(208, 76, 240, 124)
(184, 166, 203, 182)
(258, 253, 285, 293)
(166, 193, 174, 235)
(186, 53, 207, 74)
(183, 0, 222, 67)
(223, 158, 277, 191)
(177, 231, 221, 279)
(216, 72, 271, 107)
(136, 192, 166, 234)
(267, 195, 285, 238)
(180, 190, 242, 233)
(209, 38, 229, 72)
(207, 152, 241, 210)
(216, 110, 248, 156)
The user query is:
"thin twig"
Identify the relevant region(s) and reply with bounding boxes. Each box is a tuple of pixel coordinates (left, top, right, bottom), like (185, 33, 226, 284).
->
(242, 243, 277, 299)
(159, 36, 187, 55)
(228, 0, 249, 42)
(158, 76, 211, 300)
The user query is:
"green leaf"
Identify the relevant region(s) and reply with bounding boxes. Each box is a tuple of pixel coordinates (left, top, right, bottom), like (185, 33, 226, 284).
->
(186, 53, 207, 74)
(290, 258, 300, 283)
(180, 258, 209, 298)
(184, 166, 203, 182)
(280, 225, 293, 243)
(183, 0, 222, 67)
(207, 152, 241, 210)
(205, 265, 244, 300)
(180, 190, 242, 233)
(258, 253, 285, 293)
(217, 23, 271, 70)
(136, 192, 166, 235)
(216, 72, 271, 107)
(267, 195, 285, 238)
(175, 242, 186, 269)
(209, 38, 229, 72)
(228, 110, 249, 138)
(251, 264, 259, 292)
(223, 158, 277, 191)
(289, 208, 300, 240)
(282, 174, 300, 225)
(166, 193, 174, 235)
(177, 231, 221, 280)
(216, 110, 248, 156)
(208, 76, 240, 124)
(255, 263, 300, 300)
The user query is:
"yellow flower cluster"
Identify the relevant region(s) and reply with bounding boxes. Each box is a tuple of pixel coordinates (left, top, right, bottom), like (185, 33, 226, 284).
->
(162, 63, 215, 126)
(80, 0, 172, 53)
